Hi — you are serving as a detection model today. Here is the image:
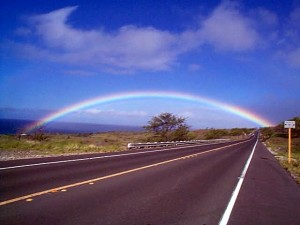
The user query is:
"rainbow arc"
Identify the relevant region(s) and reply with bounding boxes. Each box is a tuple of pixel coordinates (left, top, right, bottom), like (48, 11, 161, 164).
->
(25, 91, 273, 133)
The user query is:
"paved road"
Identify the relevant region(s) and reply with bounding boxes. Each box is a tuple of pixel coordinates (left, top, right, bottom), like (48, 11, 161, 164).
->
(229, 141, 300, 225)
(0, 135, 299, 225)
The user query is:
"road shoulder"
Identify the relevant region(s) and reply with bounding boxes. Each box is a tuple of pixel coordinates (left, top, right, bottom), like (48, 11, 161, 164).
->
(229, 141, 300, 225)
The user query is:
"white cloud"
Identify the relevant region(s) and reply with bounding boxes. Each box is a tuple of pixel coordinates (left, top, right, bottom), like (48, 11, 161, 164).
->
(11, 2, 300, 72)
(180, 111, 194, 118)
(284, 47, 300, 68)
(25, 6, 192, 72)
(83, 109, 103, 115)
(200, 1, 259, 51)
(82, 109, 148, 117)
(64, 70, 96, 76)
(12, 3, 264, 73)
(275, 8, 300, 68)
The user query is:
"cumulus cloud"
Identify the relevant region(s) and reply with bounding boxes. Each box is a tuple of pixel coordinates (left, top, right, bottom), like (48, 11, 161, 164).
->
(11, 2, 266, 73)
(24, 6, 195, 72)
(275, 8, 300, 68)
(200, 1, 259, 51)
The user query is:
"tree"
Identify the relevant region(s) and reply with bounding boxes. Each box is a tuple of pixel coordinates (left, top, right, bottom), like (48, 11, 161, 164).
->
(144, 112, 190, 142)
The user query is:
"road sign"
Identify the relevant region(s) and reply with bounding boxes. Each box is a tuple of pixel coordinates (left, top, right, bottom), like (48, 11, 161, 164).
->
(284, 121, 296, 164)
(284, 121, 295, 129)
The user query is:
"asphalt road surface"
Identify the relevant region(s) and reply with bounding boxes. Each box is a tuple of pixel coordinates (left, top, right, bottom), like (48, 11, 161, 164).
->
(1, 135, 300, 225)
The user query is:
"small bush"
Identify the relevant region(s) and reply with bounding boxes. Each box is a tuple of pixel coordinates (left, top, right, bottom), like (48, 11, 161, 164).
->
(204, 129, 228, 139)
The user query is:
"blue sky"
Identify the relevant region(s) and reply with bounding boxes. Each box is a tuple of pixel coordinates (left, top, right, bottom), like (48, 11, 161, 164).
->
(0, 0, 299, 129)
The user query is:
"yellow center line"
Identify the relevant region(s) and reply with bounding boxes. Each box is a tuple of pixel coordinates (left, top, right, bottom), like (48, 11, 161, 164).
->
(0, 140, 249, 206)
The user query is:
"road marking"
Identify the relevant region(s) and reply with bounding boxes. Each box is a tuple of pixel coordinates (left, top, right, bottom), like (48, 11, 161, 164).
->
(0, 140, 250, 206)
(218, 137, 258, 225)
(0, 142, 231, 171)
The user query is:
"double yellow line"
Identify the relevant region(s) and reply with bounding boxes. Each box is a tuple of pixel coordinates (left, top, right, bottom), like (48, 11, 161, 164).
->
(0, 140, 249, 206)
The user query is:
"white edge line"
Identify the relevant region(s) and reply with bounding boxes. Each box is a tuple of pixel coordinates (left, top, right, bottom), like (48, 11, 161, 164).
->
(218, 137, 258, 225)
(0, 142, 225, 171)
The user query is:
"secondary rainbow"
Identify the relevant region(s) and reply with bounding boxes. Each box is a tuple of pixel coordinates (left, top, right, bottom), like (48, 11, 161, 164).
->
(24, 91, 273, 132)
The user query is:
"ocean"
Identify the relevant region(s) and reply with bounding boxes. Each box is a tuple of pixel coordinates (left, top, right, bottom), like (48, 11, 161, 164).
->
(0, 119, 143, 134)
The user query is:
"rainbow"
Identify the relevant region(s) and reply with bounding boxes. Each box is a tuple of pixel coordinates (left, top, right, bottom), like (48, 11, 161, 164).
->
(24, 91, 273, 132)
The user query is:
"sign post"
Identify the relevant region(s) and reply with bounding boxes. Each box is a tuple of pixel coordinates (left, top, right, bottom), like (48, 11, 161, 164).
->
(284, 121, 295, 164)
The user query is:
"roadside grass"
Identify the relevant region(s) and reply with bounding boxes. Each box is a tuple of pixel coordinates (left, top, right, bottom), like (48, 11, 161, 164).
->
(0, 128, 249, 160)
(265, 137, 300, 184)
(0, 132, 151, 160)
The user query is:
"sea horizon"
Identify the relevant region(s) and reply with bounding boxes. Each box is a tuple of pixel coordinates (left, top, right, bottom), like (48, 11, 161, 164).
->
(0, 118, 143, 134)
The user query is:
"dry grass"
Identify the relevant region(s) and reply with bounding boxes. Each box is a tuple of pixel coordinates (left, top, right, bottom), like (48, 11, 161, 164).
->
(0, 132, 151, 160)
(265, 137, 300, 184)
(0, 128, 250, 160)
